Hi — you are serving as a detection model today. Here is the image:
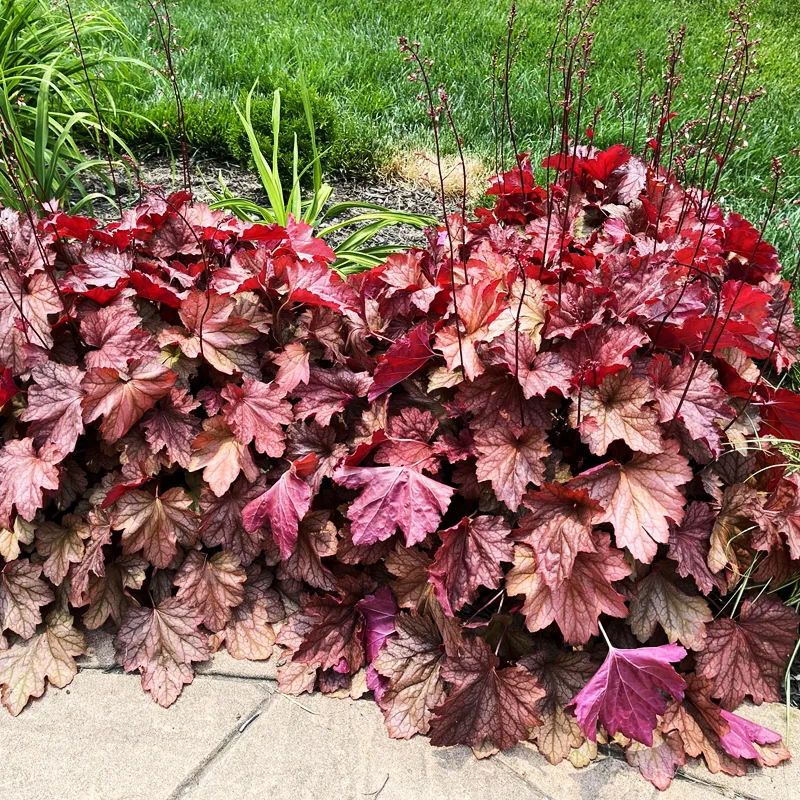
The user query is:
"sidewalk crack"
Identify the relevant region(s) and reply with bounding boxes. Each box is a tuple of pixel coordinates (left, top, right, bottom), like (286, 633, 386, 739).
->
(167, 689, 275, 800)
(494, 753, 559, 799)
(673, 768, 757, 800)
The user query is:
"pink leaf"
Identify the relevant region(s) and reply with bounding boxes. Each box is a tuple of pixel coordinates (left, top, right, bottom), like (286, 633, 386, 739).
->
(568, 643, 687, 746)
(334, 465, 455, 547)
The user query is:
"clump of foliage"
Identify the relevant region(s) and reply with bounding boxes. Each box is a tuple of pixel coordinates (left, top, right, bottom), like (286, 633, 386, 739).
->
(1, 0, 799, 792)
(0, 136, 798, 786)
(0, 0, 142, 211)
(113, 78, 345, 182)
(207, 82, 437, 272)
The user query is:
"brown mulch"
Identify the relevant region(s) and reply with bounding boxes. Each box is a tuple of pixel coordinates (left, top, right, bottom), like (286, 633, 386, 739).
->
(97, 154, 446, 249)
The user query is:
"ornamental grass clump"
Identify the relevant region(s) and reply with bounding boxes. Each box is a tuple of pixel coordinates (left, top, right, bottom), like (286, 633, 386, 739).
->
(0, 0, 799, 792)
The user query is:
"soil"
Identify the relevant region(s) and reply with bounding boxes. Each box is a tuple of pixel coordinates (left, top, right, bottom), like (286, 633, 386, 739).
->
(102, 154, 446, 249)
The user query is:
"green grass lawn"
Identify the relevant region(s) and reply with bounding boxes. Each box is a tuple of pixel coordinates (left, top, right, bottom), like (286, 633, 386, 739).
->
(106, 0, 799, 254)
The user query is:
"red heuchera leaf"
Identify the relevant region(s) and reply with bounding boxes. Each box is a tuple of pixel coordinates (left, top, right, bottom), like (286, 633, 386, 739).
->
(199, 477, 266, 566)
(45, 211, 96, 240)
(515, 482, 603, 588)
(558, 324, 648, 388)
(521, 644, 597, 765)
(127, 270, 183, 308)
(627, 566, 712, 650)
(506, 533, 630, 644)
(188, 416, 259, 497)
(369, 323, 433, 401)
(568, 642, 687, 746)
(764, 473, 800, 559)
(454, 368, 549, 432)
(112, 487, 198, 569)
(377, 250, 439, 312)
(375, 408, 439, 471)
(427, 515, 513, 616)
(283, 214, 336, 263)
(284, 259, 358, 312)
(286, 420, 348, 493)
(356, 586, 397, 672)
(428, 636, 544, 750)
(624, 730, 686, 790)
(1, 559, 54, 639)
(718, 709, 784, 761)
(608, 154, 648, 203)
(571, 369, 663, 456)
(34, 514, 89, 585)
(286, 577, 369, 673)
(20, 362, 85, 457)
(723, 213, 779, 280)
(473, 427, 549, 511)
(277, 511, 338, 592)
(174, 550, 246, 632)
(0, 610, 85, 716)
(167, 291, 259, 376)
(373, 610, 448, 738)
(212, 246, 270, 294)
(115, 596, 210, 707)
(434, 279, 511, 380)
(694, 594, 799, 709)
(663, 674, 789, 776)
(0, 365, 17, 407)
(68, 516, 113, 604)
(273, 341, 310, 392)
(576, 441, 692, 563)
(334, 465, 455, 547)
(79, 554, 147, 630)
(141, 387, 201, 469)
(519, 350, 572, 399)
(213, 565, 283, 661)
(80, 303, 159, 372)
(293, 365, 372, 426)
(81, 359, 177, 442)
(0, 270, 60, 374)
(221, 377, 292, 456)
(667, 502, 725, 595)
(0, 439, 60, 526)
(707, 483, 765, 574)
(582, 143, 631, 183)
(242, 457, 315, 558)
(649, 354, 732, 456)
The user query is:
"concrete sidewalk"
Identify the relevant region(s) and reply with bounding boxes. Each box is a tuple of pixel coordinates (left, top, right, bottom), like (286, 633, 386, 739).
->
(2, 632, 798, 800)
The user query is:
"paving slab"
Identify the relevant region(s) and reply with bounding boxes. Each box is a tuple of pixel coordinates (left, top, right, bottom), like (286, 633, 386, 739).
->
(497, 744, 652, 800)
(179, 688, 543, 800)
(0, 670, 270, 800)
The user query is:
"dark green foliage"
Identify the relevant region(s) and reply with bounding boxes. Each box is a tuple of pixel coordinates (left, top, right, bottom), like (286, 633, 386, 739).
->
(109, 79, 346, 182)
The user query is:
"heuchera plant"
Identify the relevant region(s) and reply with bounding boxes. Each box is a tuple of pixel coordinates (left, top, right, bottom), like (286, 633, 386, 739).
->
(0, 140, 799, 789)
